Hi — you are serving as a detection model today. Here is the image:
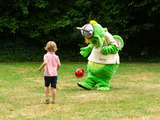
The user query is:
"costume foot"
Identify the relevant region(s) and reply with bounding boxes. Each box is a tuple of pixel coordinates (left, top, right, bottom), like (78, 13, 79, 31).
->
(77, 82, 93, 90)
(97, 87, 110, 91)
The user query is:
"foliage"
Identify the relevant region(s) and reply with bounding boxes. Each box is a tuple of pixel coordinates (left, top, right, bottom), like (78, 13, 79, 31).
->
(0, 0, 160, 62)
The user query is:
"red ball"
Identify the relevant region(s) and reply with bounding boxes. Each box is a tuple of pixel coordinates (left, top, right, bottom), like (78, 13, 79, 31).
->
(75, 68, 84, 78)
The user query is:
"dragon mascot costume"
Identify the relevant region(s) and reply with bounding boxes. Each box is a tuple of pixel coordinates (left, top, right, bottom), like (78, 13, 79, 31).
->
(76, 20, 124, 91)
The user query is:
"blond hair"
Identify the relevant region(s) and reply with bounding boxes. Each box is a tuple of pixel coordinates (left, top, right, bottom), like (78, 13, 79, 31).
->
(45, 41, 57, 52)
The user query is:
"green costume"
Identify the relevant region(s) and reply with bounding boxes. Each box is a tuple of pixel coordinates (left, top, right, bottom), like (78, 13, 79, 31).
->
(76, 20, 124, 91)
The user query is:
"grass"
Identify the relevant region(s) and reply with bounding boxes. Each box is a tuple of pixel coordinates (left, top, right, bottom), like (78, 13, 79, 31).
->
(0, 62, 160, 120)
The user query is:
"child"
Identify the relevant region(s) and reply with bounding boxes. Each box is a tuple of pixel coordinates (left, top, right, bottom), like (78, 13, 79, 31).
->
(39, 41, 61, 104)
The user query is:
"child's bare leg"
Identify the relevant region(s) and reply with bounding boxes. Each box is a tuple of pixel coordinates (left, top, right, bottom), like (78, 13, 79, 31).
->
(52, 87, 56, 102)
(45, 86, 49, 99)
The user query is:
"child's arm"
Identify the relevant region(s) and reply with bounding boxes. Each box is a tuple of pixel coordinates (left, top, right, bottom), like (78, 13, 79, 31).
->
(57, 62, 61, 71)
(38, 60, 47, 72)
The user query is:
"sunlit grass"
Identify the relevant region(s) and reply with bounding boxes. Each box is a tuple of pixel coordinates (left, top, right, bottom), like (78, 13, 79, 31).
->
(0, 62, 160, 120)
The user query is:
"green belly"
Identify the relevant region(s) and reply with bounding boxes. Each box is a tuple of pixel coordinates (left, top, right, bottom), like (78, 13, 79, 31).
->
(88, 62, 119, 79)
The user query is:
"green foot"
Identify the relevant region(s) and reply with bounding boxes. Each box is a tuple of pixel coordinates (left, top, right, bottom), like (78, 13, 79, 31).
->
(97, 87, 110, 91)
(77, 82, 93, 90)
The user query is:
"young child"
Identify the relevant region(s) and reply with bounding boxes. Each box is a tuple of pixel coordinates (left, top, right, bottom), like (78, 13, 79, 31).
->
(39, 41, 61, 104)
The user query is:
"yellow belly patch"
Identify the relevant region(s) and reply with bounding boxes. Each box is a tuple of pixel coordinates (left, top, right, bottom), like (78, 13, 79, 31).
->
(88, 61, 105, 69)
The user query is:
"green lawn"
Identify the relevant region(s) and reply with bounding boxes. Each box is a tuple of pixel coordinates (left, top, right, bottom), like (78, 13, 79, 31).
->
(0, 62, 160, 120)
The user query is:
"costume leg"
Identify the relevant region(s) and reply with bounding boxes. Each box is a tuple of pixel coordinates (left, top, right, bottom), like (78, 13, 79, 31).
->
(95, 64, 119, 91)
(77, 64, 118, 91)
(97, 79, 110, 91)
(77, 67, 97, 90)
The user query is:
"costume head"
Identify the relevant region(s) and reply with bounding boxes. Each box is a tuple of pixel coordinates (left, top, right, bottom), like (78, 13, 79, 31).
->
(77, 20, 106, 47)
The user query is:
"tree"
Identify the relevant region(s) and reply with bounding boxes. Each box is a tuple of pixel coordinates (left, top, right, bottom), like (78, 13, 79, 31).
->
(0, 0, 159, 62)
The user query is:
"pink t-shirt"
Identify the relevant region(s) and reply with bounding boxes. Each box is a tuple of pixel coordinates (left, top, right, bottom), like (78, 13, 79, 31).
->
(43, 52, 60, 76)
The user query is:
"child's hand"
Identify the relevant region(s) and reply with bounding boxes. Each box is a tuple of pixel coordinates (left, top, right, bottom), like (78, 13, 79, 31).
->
(38, 68, 42, 72)
(39, 60, 47, 72)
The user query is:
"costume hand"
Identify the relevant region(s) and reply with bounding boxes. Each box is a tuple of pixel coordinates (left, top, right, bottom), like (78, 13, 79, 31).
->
(80, 47, 90, 57)
(101, 45, 119, 55)
(101, 47, 109, 55)
(80, 44, 93, 57)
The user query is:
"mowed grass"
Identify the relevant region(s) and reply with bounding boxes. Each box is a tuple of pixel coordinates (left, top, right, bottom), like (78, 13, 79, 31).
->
(0, 62, 160, 120)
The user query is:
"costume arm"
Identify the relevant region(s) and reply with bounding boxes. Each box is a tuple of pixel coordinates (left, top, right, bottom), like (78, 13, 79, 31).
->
(101, 45, 119, 55)
(80, 44, 93, 57)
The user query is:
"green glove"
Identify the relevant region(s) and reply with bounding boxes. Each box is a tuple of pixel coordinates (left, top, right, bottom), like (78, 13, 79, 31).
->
(101, 45, 119, 55)
(80, 44, 93, 57)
